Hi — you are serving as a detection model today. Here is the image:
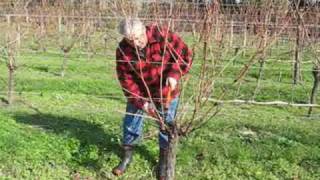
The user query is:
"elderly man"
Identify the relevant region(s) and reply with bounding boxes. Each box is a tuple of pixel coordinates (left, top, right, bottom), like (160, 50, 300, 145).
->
(113, 18, 192, 178)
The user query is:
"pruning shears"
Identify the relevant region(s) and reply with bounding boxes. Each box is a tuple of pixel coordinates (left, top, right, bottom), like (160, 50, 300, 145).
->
(148, 86, 173, 131)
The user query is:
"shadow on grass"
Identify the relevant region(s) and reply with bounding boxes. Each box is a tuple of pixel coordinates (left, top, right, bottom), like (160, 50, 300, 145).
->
(13, 112, 157, 172)
(0, 97, 9, 105)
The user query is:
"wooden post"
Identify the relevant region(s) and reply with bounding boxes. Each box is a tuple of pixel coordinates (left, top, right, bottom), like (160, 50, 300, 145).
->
(16, 24, 21, 50)
(26, 15, 29, 23)
(293, 12, 301, 85)
(58, 16, 62, 32)
(6, 15, 11, 25)
(71, 18, 75, 34)
(230, 15, 234, 48)
(243, 17, 247, 56)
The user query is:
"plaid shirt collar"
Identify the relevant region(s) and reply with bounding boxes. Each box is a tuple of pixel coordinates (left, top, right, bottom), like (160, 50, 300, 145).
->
(146, 24, 164, 44)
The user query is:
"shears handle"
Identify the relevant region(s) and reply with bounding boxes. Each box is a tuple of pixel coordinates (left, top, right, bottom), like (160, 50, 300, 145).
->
(165, 86, 173, 109)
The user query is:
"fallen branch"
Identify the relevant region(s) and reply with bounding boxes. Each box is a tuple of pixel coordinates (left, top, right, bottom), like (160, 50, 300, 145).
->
(207, 98, 320, 107)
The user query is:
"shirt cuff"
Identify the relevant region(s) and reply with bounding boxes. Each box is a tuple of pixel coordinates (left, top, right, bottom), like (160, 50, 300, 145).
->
(167, 72, 181, 80)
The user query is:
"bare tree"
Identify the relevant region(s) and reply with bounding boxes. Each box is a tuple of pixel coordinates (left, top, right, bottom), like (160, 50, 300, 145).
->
(58, 16, 84, 77)
(1, 1, 26, 105)
(292, 2, 304, 84)
(308, 63, 320, 116)
(3, 32, 18, 105)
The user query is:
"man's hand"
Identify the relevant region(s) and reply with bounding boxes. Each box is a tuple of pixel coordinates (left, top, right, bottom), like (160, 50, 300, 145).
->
(143, 102, 165, 130)
(166, 77, 177, 90)
(142, 102, 155, 115)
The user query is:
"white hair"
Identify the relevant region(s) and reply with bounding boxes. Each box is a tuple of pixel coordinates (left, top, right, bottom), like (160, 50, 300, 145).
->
(118, 18, 146, 38)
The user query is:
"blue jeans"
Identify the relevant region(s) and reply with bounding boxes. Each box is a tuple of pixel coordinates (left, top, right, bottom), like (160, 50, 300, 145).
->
(122, 97, 179, 149)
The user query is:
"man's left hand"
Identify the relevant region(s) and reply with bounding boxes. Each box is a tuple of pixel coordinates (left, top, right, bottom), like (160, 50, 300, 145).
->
(166, 77, 177, 90)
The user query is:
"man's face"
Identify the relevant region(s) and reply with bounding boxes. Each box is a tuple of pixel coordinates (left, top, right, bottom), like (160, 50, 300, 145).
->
(124, 32, 147, 49)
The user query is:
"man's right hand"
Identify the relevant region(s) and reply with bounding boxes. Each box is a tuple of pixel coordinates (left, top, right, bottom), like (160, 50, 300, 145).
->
(142, 102, 155, 116)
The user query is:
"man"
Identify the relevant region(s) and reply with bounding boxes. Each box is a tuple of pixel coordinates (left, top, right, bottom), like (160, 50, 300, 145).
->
(113, 18, 192, 179)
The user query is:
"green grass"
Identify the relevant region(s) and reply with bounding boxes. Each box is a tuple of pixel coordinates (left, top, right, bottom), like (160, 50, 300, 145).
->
(0, 40, 320, 179)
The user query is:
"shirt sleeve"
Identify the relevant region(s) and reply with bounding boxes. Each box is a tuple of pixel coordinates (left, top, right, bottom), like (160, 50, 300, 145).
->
(166, 32, 193, 80)
(116, 47, 146, 109)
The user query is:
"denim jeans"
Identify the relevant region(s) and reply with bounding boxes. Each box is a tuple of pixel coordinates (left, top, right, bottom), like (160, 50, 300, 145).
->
(122, 97, 179, 149)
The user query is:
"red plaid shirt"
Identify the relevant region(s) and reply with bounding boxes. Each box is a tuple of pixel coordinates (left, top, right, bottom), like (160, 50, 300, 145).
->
(116, 24, 193, 109)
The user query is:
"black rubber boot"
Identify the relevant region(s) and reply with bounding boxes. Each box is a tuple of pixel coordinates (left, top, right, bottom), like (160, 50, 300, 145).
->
(158, 148, 168, 180)
(112, 145, 133, 176)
